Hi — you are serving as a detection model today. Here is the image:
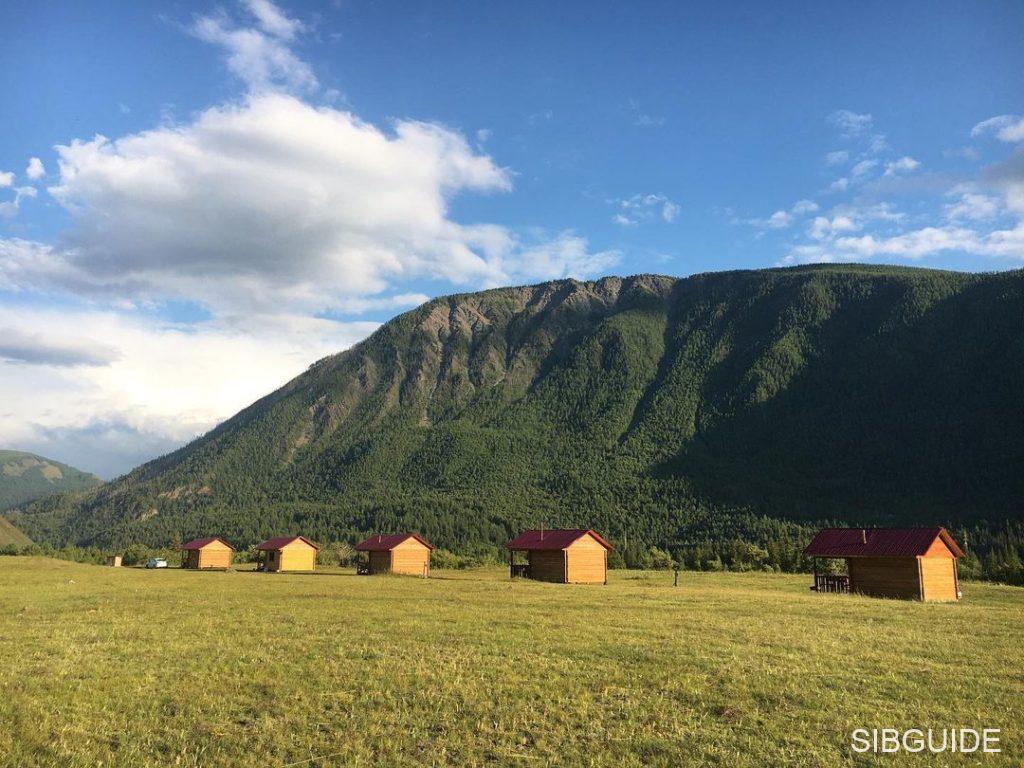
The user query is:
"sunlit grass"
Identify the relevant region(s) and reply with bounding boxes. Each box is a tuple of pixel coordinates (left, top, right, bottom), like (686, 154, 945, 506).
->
(0, 558, 1020, 766)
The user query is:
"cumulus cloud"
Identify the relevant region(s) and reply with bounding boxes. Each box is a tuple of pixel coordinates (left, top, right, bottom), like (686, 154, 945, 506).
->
(883, 156, 920, 176)
(25, 94, 617, 314)
(787, 220, 1023, 264)
(971, 115, 1024, 143)
(809, 215, 858, 240)
(25, 157, 45, 180)
(504, 232, 619, 281)
(611, 193, 680, 226)
(945, 191, 1000, 221)
(191, 2, 317, 93)
(0, 171, 13, 188)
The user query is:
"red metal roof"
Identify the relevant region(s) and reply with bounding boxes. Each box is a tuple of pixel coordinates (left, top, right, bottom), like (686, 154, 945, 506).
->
(507, 529, 613, 551)
(182, 537, 235, 551)
(256, 535, 320, 551)
(804, 527, 964, 559)
(355, 533, 434, 552)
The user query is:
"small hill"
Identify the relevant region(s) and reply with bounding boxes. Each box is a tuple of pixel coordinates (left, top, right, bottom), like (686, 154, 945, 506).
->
(0, 450, 102, 512)
(11, 265, 1024, 553)
(0, 516, 33, 548)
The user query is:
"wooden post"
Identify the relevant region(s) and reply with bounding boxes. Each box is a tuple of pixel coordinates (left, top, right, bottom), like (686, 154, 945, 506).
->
(673, 567, 679, 587)
(509, 549, 513, 580)
(812, 559, 818, 592)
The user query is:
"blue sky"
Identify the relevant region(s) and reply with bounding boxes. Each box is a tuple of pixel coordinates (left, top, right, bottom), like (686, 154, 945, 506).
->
(1, 0, 1022, 476)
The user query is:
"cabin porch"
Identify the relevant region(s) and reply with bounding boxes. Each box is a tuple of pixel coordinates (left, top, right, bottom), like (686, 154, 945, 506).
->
(509, 551, 530, 579)
(810, 558, 851, 594)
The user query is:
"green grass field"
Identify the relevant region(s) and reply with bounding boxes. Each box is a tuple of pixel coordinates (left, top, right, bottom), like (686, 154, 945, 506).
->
(0, 557, 1020, 767)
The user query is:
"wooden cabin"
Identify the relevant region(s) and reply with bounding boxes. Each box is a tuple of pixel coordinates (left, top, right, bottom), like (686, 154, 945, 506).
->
(182, 537, 235, 569)
(507, 529, 612, 584)
(256, 536, 319, 572)
(804, 527, 964, 602)
(107, 555, 122, 567)
(355, 533, 434, 576)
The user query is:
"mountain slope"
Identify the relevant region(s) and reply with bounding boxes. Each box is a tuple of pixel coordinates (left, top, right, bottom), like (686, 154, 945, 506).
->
(12, 265, 1024, 552)
(0, 450, 101, 512)
(0, 517, 33, 548)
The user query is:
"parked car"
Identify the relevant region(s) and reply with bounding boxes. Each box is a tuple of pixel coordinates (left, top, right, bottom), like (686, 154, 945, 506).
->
(145, 557, 168, 569)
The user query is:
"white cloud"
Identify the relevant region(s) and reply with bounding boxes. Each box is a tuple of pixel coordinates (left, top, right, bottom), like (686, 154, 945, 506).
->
(809, 215, 858, 240)
(850, 159, 877, 178)
(825, 150, 849, 166)
(971, 115, 1024, 143)
(748, 199, 817, 230)
(191, 4, 317, 93)
(830, 177, 850, 192)
(503, 232, 619, 282)
(829, 110, 873, 137)
(611, 193, 680, 226)
(0, 186, 37, 219)
(866, 134, 889, 155)
(883, 156, 920, 176)
(243, 0, 305, 40)
(945, 191, 1000, 221)
(834, 223, 1024, 260)
(0, 171, 13, 188)
(25, 157, 45, 180)
(33, 93, 612, 313)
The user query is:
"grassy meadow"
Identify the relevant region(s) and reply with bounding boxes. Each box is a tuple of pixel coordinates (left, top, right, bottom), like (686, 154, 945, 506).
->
(0, 557, 1020, 767)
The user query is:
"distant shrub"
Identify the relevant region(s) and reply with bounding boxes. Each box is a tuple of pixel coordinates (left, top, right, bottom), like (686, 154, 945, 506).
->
(320, 542, 357, 567)
(430, 547, 502, 569)
(648, 547, 674, 570)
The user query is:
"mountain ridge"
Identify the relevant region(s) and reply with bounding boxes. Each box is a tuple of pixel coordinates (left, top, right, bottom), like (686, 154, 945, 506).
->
(10, 264, 1024, 554)
(0, 450, 102, 513)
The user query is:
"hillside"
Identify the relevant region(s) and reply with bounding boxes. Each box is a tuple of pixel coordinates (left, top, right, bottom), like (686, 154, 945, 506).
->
(0, 517, 32, 548)
(0, 450, 101, 513)
(11, 265, 1024, 557)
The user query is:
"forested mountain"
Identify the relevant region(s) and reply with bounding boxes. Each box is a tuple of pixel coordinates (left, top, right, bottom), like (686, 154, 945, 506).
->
(9, 265, 1024, 571)
(0, 450, 101, 512)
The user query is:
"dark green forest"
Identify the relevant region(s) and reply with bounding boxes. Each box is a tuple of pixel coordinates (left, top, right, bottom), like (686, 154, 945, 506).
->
(7, 265, 1024, 582)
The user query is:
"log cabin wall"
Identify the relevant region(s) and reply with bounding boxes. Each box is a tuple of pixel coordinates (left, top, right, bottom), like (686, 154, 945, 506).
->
(848, 557, 922, 599)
